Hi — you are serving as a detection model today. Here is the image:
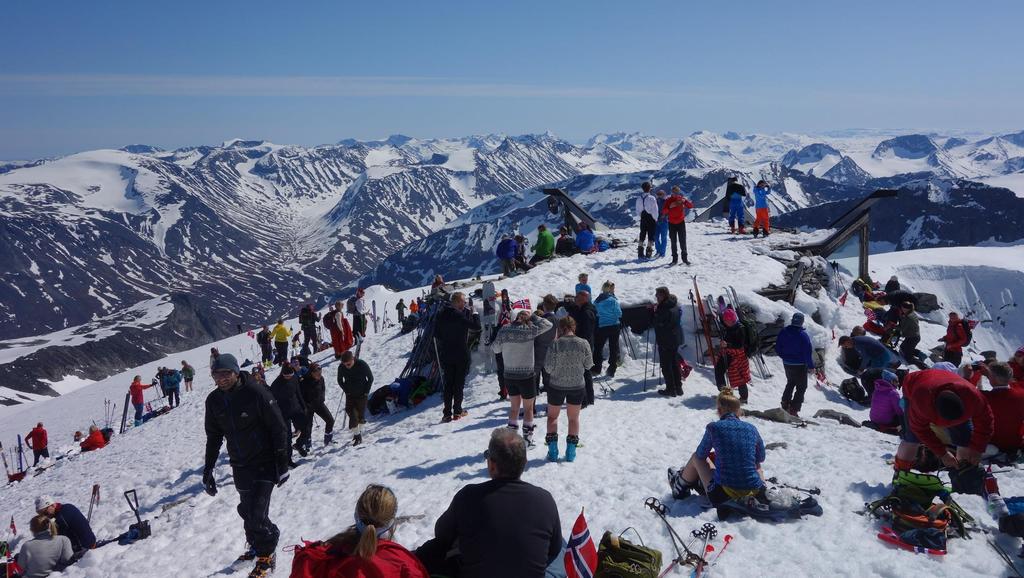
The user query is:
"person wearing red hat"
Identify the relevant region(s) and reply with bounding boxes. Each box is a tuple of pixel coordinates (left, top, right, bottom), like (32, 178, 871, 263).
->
(720, 307, 751, 403)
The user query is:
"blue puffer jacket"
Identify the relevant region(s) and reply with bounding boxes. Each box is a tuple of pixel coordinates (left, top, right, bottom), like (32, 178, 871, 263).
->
(495, 238, 517, 260)
(753, 186, 771, 209)
(575, 229, 595, 252)
(774, 325, 814, 367)
(593, 293, 622, 328)
(162, 370, 182, 392)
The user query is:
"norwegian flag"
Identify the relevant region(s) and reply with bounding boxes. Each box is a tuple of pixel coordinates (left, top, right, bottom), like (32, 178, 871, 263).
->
(564, 509, 597, 578)
(864, 307, 876, 322)
(511, 298, 532, 311)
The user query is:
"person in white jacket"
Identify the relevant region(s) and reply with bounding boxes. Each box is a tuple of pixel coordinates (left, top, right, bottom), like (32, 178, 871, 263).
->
(635, 181, 659, 260)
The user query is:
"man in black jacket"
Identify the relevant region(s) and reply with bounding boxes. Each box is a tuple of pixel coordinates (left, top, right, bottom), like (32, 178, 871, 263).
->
(270, 364, 308, 459)
(203, 354, 290, 577)
(337, 351, 373, 445)
(298, 304, 320, 353)
(653, 286, 683, 397)
(416, 428, 562, 578)
(299, 363, 335, 447)
(256, 325, 272, 367)
(434, 292, 481, 422)
(562, 290, 597, 406)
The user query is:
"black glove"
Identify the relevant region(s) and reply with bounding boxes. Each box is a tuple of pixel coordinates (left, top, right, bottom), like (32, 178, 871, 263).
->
(202, 468, 217, 496)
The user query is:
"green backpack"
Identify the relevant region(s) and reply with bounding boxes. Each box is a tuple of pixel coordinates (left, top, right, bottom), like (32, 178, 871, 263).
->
(595, 530, 662, 578)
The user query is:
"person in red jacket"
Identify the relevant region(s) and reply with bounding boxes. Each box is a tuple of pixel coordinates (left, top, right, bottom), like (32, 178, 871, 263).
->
(324, 301, 355, 360)
(1011, 345, 1024, 383)
(289, 485, 428, 578)
(129, 375, 153, 427)
(978, 362, 1024, 454)
(25, 422, 49, 466)
(661, 185, 695, 266)
(938, 312, 970, 366)
(893, 368, 994, 470)
(79, 425, 107, 452)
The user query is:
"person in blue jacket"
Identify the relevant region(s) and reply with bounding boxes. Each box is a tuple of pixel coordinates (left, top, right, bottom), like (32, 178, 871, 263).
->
(654, 190, 669, 258)
(592, 281, 623, 377)
(752, 180, 772, 238)
(162, 368, 182, 408)
(839, 335, 896, 372)
(574, 273, 592, 297)
(575, 223, 596, 254)
(725, 176, 748, 234)
(35, 495, 96, 554)
(774, 312, 815, 417)
(496, 235, 518, 276)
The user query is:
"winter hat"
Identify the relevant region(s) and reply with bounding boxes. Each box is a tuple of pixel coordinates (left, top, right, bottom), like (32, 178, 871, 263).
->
(211, 353, 240, 374)
(791, 312, 805, 327)
(35, 495, 55, 512)
(881, 369, 899, 385)
(935, 390, 964, 421)
(723, 308, 739, 325)
(281, 364, 295, 376)
(932, 361, 958, 375)
(511, 308, 532, 320)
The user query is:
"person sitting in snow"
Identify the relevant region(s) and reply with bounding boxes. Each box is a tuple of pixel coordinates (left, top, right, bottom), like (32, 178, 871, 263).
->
(669, 388, 769, 509)
(894, 301, 925, 369)
(491, 308, 553, 446)
(531, 223, 556, 265)
(775, 312, 814, 417)
(751, 180, 771, 237)
(554, 226, 577, 257)
(513, 235, 534, 272)
(16, 514, 75, 576)
(884, 275, 901, 293)
(970, 362, 1024, 456)
(35, 495, 96, 554)
(290, 485, 429, 578)
(79, 425, 106, 452)
(574, 222, 597, 254)
(495, 235, 517, 277)
(542, 316, 592, 462)
(868, 370, 903, 433)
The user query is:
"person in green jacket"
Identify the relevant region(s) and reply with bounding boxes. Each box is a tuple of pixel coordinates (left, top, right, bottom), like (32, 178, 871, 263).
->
(530, 224, 556, 265)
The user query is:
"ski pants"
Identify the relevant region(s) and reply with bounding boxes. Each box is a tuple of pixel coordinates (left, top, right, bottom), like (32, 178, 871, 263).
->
(232, 463, 280, 557)
(302, 327, 317, 351)
(899, 336, 921, 365)
(441, 359, 469, 417)
(638, 212, 657, 256)
(668, 222, 687, 261)
(495, 353, 507, 396)
(659, 345, 682, 393)
(134, 402, 145, 423)
(304, 400, 335, 443)
(32, 448, 49, 466)
(398, 310, 405, 323)
(259, 342, 272, 364)
(754, 208, 770, 232)
(593, 325, 621, 375)
(654, 219, 669, 256)
(166, 388, 180, 408)
(345, 394, 368, 431)
(781, 363, 808, 412)
(501, 258, 515, 276)
(728, 202, 745, 229)
(274, 341, 288, 364)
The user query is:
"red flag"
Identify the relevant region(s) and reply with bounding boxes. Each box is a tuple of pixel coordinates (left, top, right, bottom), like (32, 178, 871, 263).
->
(564, 509, 597, 578)
(9, 515, 15, 535)
(838, 290, 848, 306)
(511, 298, 532, 311)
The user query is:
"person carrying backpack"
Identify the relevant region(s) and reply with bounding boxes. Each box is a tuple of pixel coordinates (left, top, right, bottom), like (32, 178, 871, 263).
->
(725, 176, 748, 234)
(289, 485, 428, 578)
(324, 302, 354, 360)
(751, 180, 771, 237)
(635, 181, 659, 259)
(592, 281, 622, 378)
(543, 316, 592, 462)
(299, 304, 320, 352)
(162, 368, 182, 408)
(256, 325, 273, 367)
(721, 308, 751, 402)
(939, 311, 970, 366)
(774, 312, 814, 417)
(270, 319, 292, 365)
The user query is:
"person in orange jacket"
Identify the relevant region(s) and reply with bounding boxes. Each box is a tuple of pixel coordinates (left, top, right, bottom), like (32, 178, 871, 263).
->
(25, 422, 49, 466)
(79, 425, 107, 452)
(129, 375, 154, 427)
(939, 311, 970, 366)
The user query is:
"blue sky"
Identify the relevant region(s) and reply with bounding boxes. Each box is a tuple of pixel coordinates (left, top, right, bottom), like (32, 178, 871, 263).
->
(3, 0, 1022, 158)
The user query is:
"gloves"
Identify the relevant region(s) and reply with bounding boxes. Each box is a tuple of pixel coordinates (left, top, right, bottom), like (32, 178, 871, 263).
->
(202, 468, 217, 496)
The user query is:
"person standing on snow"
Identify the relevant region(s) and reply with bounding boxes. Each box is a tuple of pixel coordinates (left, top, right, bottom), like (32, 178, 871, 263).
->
(434, 292, 482, 422)
(542, 316, 592, 462)
(635, 181, 659, 259)
(181, 360, 195, 393)
(495, 235, 518, 277)
(129, 375, 153, 427)
(337, 351, 374, 446)
(396, 299, 407, 324)
(721, 308, 751, 403)
(270, 319, 291, 365)
(270, 364, 308, 460)
(324, 301, 354, 360)
(353, 288, 369, 340)
(662, 185, 694, 265)
(560, 290, 598, 407)
(25, 422, 49, 466)
(574, 273, 592, 297)
(299, 363, 335, 447)
(653, 286, 684, 397)
(162, 366, 182, 408)
(593, 281, 622, 378)
(654, 189, 669, 258)
(534, 295, 559, 392)
(939, 311, 970, 366)
(751, 180, 772, 237)
(725, 176, 748, 234)
(896, 301, 924, 368)
(531, 224, 555, 265)
(203, 353, 290, 577)
(299, 304, 320, 353)
(774, 312, 814, 417)
(491, 308, 554, 445)
(256, 325, 272, 367)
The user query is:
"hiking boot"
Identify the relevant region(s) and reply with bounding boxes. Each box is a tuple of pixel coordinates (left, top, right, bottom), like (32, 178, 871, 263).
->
(738, 227, 747, 234)
(288, 460, 298, 469)
(752, 228, 759, 238)
(657, 388, 674, 397)
(353, 434, 363, 446)
(441, 414, 453, 423)
(323, 432, 334, 445)
(294, 442, 308, 457)
(566, 435, 579, 462)
(682, 257, 691, 265)
(248, 554, 275, 578)
(788, 407, 800, 418)
(236, 547, 257, 563)
(670, 258, 678, 266)
(646, 245, 654, 258)
(673, 388, 684, 397)
(780, 400, 789, 411)
(546, 434, 559, 462)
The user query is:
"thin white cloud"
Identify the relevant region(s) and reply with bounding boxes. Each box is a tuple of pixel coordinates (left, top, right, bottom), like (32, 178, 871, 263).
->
(0, 74, 659, 98)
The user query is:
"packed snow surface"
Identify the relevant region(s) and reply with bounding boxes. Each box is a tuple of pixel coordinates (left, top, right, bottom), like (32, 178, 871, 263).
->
(1, 225, 1022, 577)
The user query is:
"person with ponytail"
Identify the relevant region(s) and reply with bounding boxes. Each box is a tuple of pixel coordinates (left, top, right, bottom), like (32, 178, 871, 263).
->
(667, 388, 768, 508)
(16, 514, 74, 577)
(289, 485, 428, 578)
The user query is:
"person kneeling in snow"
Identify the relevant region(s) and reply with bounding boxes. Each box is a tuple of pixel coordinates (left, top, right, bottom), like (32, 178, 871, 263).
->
(79, 425, 106, 452)
(669, 388, 768, 510)
(35, 495, 96, 555)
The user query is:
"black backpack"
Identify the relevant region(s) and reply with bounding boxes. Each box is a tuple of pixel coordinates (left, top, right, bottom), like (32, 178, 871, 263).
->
(839, 378, 870, 405)
(740, 317, 759, 355)
(346, 297, 357, 315)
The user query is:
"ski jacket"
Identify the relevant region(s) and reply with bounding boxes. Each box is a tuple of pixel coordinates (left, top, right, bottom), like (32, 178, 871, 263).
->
(337, 359, 374, 397)
(257, 329, 272, 345)
(696, 413, 765, 492)
(574, 283, 592, 297)
(561, 302, 597, 342)
(533, 312, 557, 371)
(726, 181, 747, 206)
(983, 386, 1024, 452)
(51, 503, 95, 552)
(419, 479, 562, 578)
(271, 373, 307, 418)
(495, 238, 517, 260)
(575, 228, 596, 253)
(204, 372, 290, 471)
(16, 532, 73, 578)
(851, 336, 893, 370)
(903, 369, 994, 455)
(653, 295, 682, 349)
(662, 193, 694, 225)
(434, 305, 482, 365)
(593, 293, 622, 328)
(271, 324, 292, 343)
(898, 311, 920, 341)
(774, 325, 814, 367)
(162, 370, 182, 392)
(534, 229, 555, 258)
(942, 321, 969, 352)
(355, 298, 368, 315)
(636, 192, 659, 218)
(870, 379, 903, 426)
(752, 185, 771, 209)
(555, 235, 577, 256)
(80, 429, 106, 452)
(299, 307, 319, 330)
(543, 335, 592, 390)
(491, 315, 554, 379)
(26, 425, 48, 451)
(299, 374, 327, 406)
(129, 378, 151, 405)
(181, 364, 195, 380)
(290, 539, 430, 578)
(722, 322, 746, 351)
(884, 278, 901, 293)
(396, 301, 406, 312)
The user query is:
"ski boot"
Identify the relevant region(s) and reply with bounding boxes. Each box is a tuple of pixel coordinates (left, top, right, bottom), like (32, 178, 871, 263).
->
(353, 434, 363, 446)
(134, 419, 143, 427)
(506, 422, 519, 432)
(646, 245, 654, 259)
(454, 410, 468, 420)
(523, 424, 536, 447)
(565, 435, 579, 462)
(248, 554, 275, 578)
(738, 226, 747, 234)
(546, 433, 559, 462)
(294, 441, 308, 458)
(236, 546, 257, 563)
(752, 228, 760, 238)
(441, 414, 453, 423)
(763, 229, 770, 237)
(323, 432, 333, 445)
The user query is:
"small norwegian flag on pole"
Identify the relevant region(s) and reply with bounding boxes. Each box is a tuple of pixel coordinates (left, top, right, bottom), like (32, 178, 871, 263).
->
(511, 298, 532, 311)
(564, 508, 597, 578)
(9, 515, 15, 535)
(838, 290, 848, 306)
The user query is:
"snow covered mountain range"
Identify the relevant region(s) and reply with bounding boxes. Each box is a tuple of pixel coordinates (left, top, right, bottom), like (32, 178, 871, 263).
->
(2, 129, 1023, 398)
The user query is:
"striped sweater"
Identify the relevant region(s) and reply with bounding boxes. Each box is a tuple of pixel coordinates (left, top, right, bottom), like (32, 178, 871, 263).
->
(543, 335, 593, 390)
(491, 315, 553, 379)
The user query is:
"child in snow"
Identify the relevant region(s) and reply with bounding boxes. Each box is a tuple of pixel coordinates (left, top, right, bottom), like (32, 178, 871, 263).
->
(542, 316, 592, 462)
(720, 308, 751, 402)
(751, 180, 771, 237)
(869, 370, 903, 433)
(574, 273, 591, 297)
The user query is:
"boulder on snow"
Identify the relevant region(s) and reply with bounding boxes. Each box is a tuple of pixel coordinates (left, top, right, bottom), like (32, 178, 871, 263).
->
(745, 407, 818, 426)
(813, 409, 862, 428)
(913, 292, 940, 313)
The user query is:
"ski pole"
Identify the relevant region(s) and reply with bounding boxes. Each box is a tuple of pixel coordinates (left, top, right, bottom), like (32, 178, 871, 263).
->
(643, 329, 650, 391)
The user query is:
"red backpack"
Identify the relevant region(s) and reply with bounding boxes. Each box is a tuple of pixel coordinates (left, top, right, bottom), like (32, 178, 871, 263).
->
(289, 541, 342, 578)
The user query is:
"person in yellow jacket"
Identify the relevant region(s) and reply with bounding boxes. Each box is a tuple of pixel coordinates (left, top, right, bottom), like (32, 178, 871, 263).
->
(270, 319, 292, 365)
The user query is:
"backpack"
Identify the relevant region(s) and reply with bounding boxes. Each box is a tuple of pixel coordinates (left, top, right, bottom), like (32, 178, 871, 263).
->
(322, 311, 337, 331)
(289, 540, 341, 578)
(346, 297, 357, 315)
(839, 378, 870, 406)
(867, 471, 972, 538)
(595, 530, 662, 578)
(740, 317, 759, 355)
(960, 319, 973, 345)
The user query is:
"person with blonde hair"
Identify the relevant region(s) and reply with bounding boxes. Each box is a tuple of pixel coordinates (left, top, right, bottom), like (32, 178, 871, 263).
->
(543, 316, 592, 462)
(289, 485, 428, 577)
(16, 514, 74, 577)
